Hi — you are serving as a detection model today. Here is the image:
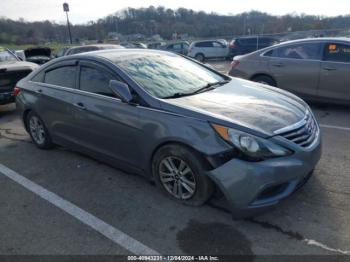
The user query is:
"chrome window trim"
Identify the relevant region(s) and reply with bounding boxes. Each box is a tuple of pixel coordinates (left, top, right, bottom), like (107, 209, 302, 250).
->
(28, 80, 123, 103)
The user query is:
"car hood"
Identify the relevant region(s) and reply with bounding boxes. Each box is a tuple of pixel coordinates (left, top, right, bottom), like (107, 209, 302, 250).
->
(24, 47, 51, 58)
(163, 78, 308, 136)
(0, 61, 38, 71)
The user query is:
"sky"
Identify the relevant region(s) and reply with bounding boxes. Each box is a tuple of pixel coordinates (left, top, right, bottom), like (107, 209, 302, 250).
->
(1, 0, 350, 24)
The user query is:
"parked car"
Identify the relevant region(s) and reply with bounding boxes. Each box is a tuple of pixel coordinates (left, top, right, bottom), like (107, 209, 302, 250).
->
(188, 40, 229, 62)
(121, 42, 148, 49)
(147, 42, 166, 49)
(24, 47, 52, 65)
(229, 38, 350, 104)
(15, 50, 26, 61)
(163, 41, 190, 55)
(229, 36, 277, 58)
(0, 47, 38, 105)
(65, 44, 124, 56)
(55, 46, 71, 58)
(16, 49, 321, 218)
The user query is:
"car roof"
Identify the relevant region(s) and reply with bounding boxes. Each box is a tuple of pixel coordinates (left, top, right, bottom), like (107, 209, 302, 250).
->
(191, 40, 220, 44)
(61, 48, 176, 61)
(67, 44, 123, 50)
(278, 37, 350, 44)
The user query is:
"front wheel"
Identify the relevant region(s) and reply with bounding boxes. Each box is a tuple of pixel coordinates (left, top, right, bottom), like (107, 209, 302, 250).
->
(152, 144, 214, 206)
(195, 53, 205, 62)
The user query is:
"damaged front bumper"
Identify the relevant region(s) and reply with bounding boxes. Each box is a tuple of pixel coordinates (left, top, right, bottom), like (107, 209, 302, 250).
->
(207, 137, 322, 219)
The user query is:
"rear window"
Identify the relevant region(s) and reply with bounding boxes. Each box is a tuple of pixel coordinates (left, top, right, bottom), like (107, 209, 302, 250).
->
(266, 43, 322, 60)
(44, 66, 76, 88)
(324, 43, 350, 63)
(195, 42, 213, 48)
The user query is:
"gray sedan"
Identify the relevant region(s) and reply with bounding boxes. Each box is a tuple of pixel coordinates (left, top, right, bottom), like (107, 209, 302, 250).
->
(15, 49, 321, 218)
(229, 38, 350, 105)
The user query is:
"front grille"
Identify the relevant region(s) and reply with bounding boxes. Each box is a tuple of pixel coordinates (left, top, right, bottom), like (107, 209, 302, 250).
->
(276, 112, 319, 148)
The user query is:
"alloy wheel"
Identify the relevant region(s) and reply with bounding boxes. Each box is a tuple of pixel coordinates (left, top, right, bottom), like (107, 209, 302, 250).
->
(29, 116, 46, 145)
(159, 156, 197, 200)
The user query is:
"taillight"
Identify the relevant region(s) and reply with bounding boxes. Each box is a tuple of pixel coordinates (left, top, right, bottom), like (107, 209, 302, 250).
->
(230, 60, 240, 70)
(229, 40, 236, 48)
(13, 86, 21, 97)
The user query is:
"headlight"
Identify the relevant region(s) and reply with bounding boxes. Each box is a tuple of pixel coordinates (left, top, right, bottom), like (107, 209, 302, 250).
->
(212, 124, 292, 160)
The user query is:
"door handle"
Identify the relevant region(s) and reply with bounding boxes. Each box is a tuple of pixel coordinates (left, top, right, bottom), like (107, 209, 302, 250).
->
(272, 63, 284, 67)
(323, 67, 336, 71)
(74, 102, 86, 110)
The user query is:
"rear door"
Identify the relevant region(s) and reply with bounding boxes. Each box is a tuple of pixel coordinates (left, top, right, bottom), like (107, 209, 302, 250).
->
(318, 42, 350, 102)
(72, 60, 142, 168)
(196, 41, 214, 58)
(32, 61, 78, 144)
(267, 42, 322, 98)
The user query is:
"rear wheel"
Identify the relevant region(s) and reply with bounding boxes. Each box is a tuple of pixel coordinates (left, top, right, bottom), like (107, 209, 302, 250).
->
(195, 53, 205, 62)
(152, 144, 214, 206)
(26, 111, 54, 149)
(252, 75, 276, 87)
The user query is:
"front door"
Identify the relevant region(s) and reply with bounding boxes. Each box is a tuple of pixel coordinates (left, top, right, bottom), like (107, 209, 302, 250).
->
(268, 42, 322, 98)
(72, 61, 142, 167)
(318, 42, 350, 102)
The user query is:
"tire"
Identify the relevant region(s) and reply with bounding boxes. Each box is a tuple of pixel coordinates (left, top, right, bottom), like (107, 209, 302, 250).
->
(26, 111, 54, 149)
(252, 75, 277, 87)
(152, 144, 214, 206)
(195, 53, 205, 62)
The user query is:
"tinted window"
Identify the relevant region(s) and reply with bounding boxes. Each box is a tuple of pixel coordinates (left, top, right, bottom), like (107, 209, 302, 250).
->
(172, 43, 182, 50)
(324, 43, 350, 63)
(239, 38, 256, 45)
(45, 66, 76, 88)
(79, 66, 115, 97)
(269, 43, 321, 60)
(213, 42, 224, 48)
(31, 71, 45, 82)
(195, 42, 213, 48)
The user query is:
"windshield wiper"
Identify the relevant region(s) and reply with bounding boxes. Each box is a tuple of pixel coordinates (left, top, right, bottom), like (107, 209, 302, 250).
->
(192, 80, 231, 95)
(162, 79, 231, 99)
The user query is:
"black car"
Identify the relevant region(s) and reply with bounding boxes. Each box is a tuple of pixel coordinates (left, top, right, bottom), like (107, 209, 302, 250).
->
(229, 36, 277, 58)
(24, 47, 52, 65)
(0, 47, 38, 105)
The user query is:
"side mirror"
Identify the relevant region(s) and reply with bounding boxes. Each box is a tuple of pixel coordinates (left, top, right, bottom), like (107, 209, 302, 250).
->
(109, 80, 133, 103)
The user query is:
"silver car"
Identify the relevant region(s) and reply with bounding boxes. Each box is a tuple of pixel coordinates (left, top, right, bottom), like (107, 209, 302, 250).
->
(188, 40, 229, 62)
(15, 49, 321, 218)
(229, 38, 350, 104)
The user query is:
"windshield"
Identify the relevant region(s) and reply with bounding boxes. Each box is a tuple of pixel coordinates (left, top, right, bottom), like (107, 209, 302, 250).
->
(0, 48, 18, 63)
(113, 53, 225, 98)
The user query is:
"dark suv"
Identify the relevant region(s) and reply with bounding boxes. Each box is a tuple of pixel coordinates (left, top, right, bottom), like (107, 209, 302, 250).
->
(229, 36, 277, 58)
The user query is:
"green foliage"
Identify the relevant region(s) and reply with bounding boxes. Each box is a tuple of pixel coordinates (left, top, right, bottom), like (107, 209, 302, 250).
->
(0, 7, 350, 45)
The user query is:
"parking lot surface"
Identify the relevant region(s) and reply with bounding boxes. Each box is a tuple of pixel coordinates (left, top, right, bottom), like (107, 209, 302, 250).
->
(0, 61, 350, 256)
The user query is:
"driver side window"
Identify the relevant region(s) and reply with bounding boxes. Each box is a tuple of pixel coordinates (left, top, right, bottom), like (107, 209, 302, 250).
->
(79, 66, 117, 98)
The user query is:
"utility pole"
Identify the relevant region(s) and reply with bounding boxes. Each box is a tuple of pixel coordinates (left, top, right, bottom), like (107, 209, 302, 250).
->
(63, 3, 72, 44)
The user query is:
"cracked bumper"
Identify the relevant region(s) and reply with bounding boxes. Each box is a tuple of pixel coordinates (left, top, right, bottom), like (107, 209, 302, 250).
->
(207, 138, 322, 219)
